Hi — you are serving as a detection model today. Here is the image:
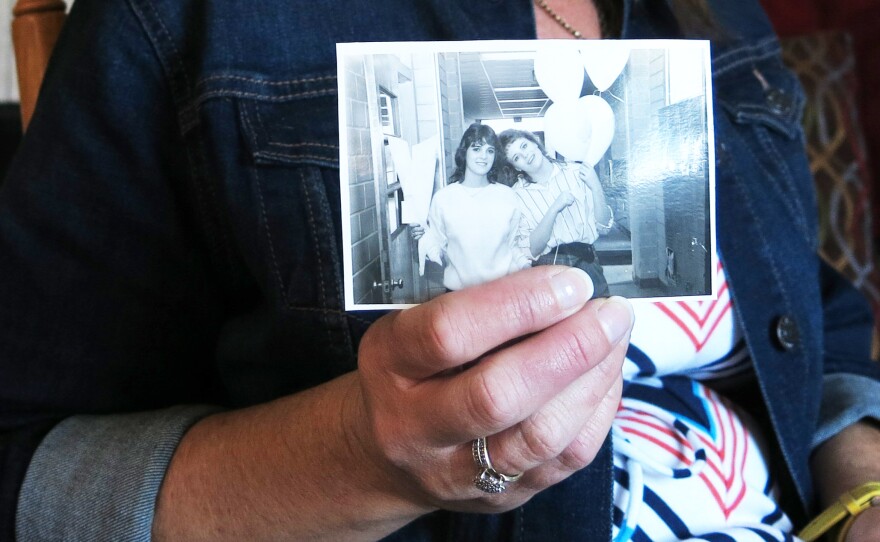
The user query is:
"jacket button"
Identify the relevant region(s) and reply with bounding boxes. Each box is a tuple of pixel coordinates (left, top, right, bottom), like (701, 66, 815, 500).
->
(766, 88, 793, 117)
(774, 315, 799, 351)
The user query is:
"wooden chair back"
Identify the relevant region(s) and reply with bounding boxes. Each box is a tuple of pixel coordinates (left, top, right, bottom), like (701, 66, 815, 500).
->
(12, 0, 67, 130)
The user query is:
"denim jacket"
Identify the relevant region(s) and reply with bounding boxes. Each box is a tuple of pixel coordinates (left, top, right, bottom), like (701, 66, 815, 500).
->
(2, 0, 879, 540)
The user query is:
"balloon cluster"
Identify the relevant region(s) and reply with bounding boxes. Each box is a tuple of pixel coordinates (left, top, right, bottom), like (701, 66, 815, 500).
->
(535, 43, 629, 165)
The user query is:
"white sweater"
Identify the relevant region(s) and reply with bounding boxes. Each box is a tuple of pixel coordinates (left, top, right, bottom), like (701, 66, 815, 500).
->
(419, 183, 530, 291)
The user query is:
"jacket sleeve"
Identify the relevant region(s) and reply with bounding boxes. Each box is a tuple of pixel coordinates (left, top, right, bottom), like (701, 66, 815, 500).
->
(819, 259, 880, 379)
(0, 0, 226, 539)
(813, 260, 880, 449)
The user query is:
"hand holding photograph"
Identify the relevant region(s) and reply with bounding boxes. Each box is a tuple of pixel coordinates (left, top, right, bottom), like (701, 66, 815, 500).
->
(338, 39, 716, 310)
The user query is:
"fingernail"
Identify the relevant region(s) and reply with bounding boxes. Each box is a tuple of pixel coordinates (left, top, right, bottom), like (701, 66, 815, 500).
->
(550, 268, 594, 310)
(597, 297, 634, 344)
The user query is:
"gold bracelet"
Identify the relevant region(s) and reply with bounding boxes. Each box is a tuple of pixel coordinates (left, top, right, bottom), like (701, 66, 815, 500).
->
(798, 481, 880, 542)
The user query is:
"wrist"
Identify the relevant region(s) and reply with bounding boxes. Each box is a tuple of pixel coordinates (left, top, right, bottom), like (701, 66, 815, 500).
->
(798, 482, 880, 542)
(153, 374, 432, 542)
(812, 420, 880, 506)
(338, 374, 437, 522)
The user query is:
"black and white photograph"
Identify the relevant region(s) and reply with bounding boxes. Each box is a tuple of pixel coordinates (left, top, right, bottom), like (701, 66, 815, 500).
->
(339, 40, 716, 310)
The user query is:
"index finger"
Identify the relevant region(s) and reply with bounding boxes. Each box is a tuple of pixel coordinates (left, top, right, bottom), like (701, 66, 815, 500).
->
(363, 266, 594, 380)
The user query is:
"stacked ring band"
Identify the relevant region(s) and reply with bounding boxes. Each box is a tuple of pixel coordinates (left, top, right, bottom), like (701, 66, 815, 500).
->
(472, 436, 523, 494)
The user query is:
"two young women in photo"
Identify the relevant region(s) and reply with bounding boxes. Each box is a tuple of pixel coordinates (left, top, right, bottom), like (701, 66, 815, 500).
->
(414, 123, 610, 296)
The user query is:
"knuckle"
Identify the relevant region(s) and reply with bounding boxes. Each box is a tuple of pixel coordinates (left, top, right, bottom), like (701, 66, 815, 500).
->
(585, 355, 625, 407)
(356, 319, 384, 368)
(520, 412, 567, 463)
(499, 285, 547, 331)
(559, 428, 606, 471)
(423, 298, 469, 361)
(557, 406, 617, 472)
(358, 311, 401, 375)
(554, 326, 605, 375)
(557, 439, 599, 472)
(468, 369, 520, 431)
(571, 326, 607, 365)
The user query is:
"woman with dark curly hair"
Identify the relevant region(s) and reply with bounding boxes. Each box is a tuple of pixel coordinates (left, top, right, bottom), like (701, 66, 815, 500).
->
(411, 123, 532, 291)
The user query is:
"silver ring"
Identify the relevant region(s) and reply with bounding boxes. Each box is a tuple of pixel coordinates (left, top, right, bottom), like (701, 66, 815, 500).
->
(471, 437, 523, 494)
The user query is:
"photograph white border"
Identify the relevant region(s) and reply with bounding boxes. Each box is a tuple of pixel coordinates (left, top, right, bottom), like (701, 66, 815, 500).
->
(339, 39, 717, 311)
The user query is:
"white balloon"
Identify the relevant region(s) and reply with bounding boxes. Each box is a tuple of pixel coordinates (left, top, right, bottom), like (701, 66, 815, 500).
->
(543, 96, 616, 165)
(543, 101, 592, 162)
(579, 95, 615, 166)
(581, 44, 629, 92)
(534, 46, 585, 105)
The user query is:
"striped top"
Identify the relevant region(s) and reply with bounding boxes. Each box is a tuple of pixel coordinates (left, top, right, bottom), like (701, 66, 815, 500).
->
(512, 163, 608, 256)
(611, 260, 796, 542)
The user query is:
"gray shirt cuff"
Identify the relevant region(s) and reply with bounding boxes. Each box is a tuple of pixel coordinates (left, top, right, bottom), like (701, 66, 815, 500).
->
(16, 405, 221, 541)
(813, 373, 880, 450)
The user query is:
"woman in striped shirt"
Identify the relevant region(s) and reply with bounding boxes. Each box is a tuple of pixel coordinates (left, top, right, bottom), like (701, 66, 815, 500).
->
(500, 129, 613, 297)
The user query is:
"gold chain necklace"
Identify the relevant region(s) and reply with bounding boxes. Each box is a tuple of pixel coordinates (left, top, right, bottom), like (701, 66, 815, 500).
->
(534, 0, 618, 39)
(534, 0, 585, 39)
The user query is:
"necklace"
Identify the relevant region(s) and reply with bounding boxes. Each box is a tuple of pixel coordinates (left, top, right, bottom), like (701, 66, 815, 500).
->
(534, 0, 584, 38)
(533, 0, 621, 39)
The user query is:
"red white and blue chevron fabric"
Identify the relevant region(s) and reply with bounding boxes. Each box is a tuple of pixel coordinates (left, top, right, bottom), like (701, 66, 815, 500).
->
(612, 262, 797, 541)
(624, 262, 748, 383)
